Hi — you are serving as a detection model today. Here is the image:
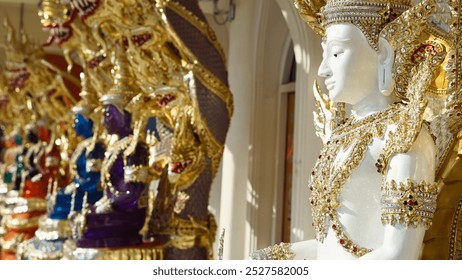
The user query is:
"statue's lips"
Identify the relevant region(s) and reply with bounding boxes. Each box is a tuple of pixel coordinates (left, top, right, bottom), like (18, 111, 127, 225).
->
(325, 80, 335, 91)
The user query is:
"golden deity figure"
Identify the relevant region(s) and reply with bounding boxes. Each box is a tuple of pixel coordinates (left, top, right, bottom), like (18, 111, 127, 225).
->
(0, 18, 45, 258)
(144, 0, 233, 260)
(251, 0, 462, 260)
(0, 17, 76, 259)
(38, 0, 113, 98)
(0, 72, 20, 241)
(419, 0, 462, 259)
(56, 0, 233, 259)
(61, 46, 167, 260)
(17, 72, 106, 260)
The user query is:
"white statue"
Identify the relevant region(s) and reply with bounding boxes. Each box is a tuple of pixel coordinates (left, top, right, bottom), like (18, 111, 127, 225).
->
(251, 0, 457, 260)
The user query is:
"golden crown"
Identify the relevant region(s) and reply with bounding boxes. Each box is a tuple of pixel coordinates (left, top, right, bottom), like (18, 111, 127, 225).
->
(72, 72, 99, 117)
(295, 0, 411, 50)
(99, 47, 140, 111)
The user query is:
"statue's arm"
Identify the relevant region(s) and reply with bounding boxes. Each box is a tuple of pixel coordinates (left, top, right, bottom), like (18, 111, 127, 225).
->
(361, 126, 436, 259)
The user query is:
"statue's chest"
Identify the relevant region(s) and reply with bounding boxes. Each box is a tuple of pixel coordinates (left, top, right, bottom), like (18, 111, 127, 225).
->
(335, 136, 384, 210)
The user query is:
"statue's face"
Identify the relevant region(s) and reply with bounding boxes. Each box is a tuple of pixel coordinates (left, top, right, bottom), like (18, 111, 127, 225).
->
(102, 104, 126, 135)
(73, 113, 93, 137)
(318, 24, 380, 105)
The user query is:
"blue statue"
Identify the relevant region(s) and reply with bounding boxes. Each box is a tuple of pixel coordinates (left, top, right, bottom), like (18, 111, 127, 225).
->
(17, 74, 105, 260)
(49, 113, 104, 220)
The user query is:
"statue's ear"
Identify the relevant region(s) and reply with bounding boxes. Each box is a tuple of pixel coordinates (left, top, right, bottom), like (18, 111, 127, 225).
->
(378, 37, 395, 96)
(378, 37, 393, 65)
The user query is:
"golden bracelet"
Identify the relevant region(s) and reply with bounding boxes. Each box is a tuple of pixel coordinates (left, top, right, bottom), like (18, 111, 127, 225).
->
(381, 179, 438, 229)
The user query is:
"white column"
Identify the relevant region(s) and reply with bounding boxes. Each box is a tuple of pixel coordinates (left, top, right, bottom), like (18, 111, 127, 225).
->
(276, 0, 323, 242)
(218, 0, 263, 260)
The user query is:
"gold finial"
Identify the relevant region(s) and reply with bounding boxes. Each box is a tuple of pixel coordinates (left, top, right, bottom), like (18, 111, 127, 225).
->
(72, 72, 99, 117)
(99, 45, 140, 111)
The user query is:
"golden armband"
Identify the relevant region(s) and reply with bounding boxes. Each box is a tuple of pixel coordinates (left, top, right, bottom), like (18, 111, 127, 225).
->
(249, 242, 295, 260)
(381, 179, 438, 229)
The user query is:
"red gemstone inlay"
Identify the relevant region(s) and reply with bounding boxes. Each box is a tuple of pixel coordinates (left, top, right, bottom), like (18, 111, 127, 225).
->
(353, 247, 358, 253)
(340, 239, 345, 245)
(171, 159, 193, 174)
(408, 200, 414, 206)
(87, 55, 105, 69)
(131, 33, 153, 47)
(156, 93, 176, 107)
(332, 224, 337, 230)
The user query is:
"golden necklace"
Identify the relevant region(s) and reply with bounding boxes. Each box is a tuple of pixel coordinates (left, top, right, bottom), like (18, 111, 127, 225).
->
(70, 138, 93, 181)
(101, 135, 133, 193)
(309, 102, 402, 257)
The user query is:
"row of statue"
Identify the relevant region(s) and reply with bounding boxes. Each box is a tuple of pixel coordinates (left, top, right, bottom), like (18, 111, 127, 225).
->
(251, 0, 462, 260)
(0, 0, 232, 260)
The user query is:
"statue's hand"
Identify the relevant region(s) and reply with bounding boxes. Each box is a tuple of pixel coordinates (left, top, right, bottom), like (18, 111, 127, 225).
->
(64, 182, 77, 194)
(94, 196, 112, 214)
(313, 80, 333, 143)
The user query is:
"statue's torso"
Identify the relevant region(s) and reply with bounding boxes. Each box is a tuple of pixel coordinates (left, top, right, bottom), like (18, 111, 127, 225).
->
(311, 105, 404, 259)
(317, 135, 386, 259)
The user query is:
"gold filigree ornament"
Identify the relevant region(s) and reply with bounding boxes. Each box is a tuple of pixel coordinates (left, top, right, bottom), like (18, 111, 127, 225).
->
(313, 80, 346, 143)
(158, 1, 233, 177)
(69, 138, 92, 179)
(380, 0, 462, 177)
(295, 0, 412, 51)
(250, 242, 296, 260)
(381, 179, 438, 228)
(417, 0, 462, 260)
(162, 214, 217, 259)
(62, 239, 164, 260)
(377, 41, 447, 173)
(173, 191, 190, 214)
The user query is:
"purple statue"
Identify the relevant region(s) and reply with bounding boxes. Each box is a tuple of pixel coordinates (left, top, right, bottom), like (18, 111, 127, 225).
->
(76, 104, 149, 248)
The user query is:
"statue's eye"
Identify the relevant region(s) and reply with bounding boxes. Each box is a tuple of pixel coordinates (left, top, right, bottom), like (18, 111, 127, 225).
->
(333, 51, 343, 58)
